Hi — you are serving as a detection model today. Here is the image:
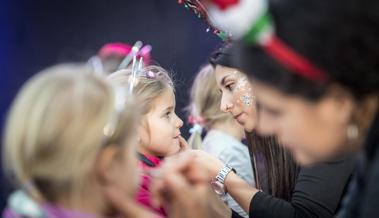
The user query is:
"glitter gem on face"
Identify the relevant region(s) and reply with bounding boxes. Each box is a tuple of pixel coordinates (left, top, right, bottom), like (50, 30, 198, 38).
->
(241, 93, 252, 106)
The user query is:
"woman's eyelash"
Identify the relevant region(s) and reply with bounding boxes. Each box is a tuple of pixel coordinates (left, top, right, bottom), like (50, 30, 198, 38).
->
(267, 109, 282, 117)
(225, 83, 235, 90)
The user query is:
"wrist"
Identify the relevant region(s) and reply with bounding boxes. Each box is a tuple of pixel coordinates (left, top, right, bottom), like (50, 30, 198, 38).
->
(223, 170, 236, 193)
(211, 165, 236, 196)
(212, 163, 224, 178)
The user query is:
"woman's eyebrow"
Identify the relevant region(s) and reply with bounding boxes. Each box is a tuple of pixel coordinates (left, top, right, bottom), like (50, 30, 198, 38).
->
(221, 75, 232, 86)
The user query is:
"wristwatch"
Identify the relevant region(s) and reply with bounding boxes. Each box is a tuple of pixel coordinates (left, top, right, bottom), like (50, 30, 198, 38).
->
(210, 165, 236, 196)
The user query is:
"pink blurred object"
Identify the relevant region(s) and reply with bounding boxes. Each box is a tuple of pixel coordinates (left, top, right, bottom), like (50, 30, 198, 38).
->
(136, 154, 166, 217)
(98, 42, 152, 65)
(98, 43, 132, 58)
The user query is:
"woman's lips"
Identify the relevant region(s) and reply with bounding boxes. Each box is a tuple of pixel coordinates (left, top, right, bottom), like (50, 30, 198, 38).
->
(234, 113, 243, 121)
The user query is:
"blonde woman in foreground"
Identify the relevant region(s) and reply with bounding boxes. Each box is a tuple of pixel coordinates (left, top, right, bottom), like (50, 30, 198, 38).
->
(2, 63, 158, 218)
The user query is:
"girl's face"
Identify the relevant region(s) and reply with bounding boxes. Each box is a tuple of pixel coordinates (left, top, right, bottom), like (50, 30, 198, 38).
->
(251, 79, 354, 165)
(215, 65, 257, 132)
(139, 89, 183, 156)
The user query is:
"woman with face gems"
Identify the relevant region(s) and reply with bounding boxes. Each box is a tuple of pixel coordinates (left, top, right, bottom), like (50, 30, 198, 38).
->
(150, 0, 378, 218)
(209, 45, 355, 218)
(149, 44, 354, 218)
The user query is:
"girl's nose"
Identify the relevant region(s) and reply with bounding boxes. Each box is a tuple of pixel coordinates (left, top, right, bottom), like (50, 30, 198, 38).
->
(176, 114, 184, 128)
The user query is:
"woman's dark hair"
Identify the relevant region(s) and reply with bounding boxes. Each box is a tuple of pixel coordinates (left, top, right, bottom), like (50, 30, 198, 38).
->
(246, 131, 298, 200)
(209, 43, 235, 69)
(210, 45, 299, 200)
(234, 0, 379, 101)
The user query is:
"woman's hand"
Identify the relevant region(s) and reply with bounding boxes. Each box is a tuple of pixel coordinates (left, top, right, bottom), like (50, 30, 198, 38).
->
(191, 150, 225, 178)
(150, 151, 231, 218)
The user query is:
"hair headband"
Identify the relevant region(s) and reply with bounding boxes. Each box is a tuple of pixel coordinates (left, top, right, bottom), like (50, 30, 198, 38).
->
(179, 0, 329, 83)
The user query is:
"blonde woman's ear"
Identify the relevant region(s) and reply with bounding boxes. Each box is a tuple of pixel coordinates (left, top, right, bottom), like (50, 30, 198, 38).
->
(95, 146, 120, 184)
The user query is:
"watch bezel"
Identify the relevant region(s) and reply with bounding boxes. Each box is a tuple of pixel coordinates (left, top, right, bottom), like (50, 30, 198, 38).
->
(210, 178, 226, 196)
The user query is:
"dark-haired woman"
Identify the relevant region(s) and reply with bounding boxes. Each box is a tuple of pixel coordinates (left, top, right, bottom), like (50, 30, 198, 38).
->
(204, 45, 354, 218)
(148, 0, 377, 216)
(151, 0, 379, 217)
(230, 0, 379, 217)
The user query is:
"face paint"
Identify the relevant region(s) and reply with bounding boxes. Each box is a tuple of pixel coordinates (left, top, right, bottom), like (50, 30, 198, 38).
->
(241, 93, 253, 106)
(233, 72, 255, 107)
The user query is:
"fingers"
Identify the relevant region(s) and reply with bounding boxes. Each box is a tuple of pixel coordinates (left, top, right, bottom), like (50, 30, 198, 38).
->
(190, 150, 225, 177)
(150, 152, 195, 207)
(178, 136, 190, 151)
(160, 172, 209, 218)
(161, 151, 210, 184)
(161, 150, 195, 174)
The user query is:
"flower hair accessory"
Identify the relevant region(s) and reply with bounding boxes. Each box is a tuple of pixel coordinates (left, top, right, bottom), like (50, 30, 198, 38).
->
(188, 115, 206, 126)
(146, 70, 156, 79)
(188, 115, 205, 134)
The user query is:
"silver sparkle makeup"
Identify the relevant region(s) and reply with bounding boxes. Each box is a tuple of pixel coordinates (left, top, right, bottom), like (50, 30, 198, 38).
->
(232, 71, 255, 107)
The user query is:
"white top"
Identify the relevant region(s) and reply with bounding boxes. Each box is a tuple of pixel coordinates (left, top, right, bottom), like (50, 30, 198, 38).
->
(202, 130, 255, 218)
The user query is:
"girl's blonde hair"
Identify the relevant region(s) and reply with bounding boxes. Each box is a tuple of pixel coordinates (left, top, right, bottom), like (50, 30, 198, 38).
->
(3, 63, 139, 203)
(187, 64, 232, 149)
(107, 65, 174, 115)
(107, 65, 174, 147)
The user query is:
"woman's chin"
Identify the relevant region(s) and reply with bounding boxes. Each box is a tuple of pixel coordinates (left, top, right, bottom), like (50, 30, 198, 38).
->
(243, 123, 255, 133)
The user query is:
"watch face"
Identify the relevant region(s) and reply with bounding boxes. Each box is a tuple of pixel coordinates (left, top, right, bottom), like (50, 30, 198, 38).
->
(210, 178, 225, 196)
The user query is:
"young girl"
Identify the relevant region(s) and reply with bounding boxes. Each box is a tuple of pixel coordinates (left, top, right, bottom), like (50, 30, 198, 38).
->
(187, 64, 254, 217)
(108, 65, 186, 217)
(2, 63, 155, 218)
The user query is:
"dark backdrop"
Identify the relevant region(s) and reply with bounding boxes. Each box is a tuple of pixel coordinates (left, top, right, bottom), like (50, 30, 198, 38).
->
(0, 0, 221, 209)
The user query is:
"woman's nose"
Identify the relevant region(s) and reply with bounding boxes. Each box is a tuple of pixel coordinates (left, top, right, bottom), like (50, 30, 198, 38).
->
(220, 94, 233, 112)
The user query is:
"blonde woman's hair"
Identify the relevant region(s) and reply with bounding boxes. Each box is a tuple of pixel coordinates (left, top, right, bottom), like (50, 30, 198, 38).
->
(187, 64, 232, 149)
(3, 63, 139, 203)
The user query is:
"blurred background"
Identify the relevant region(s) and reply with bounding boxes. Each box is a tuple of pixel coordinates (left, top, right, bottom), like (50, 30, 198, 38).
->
(0, 0, 221, 209)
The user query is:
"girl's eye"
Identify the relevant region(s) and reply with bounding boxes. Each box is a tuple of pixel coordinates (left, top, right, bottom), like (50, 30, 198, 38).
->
(165, 111, 171, 118)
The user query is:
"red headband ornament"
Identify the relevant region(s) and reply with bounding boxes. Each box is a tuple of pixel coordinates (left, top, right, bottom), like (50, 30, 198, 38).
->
(263, 35, 329, 82)
(179, 0, 329, 83)
(204, 0, 239, 10)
